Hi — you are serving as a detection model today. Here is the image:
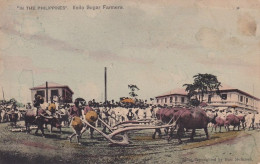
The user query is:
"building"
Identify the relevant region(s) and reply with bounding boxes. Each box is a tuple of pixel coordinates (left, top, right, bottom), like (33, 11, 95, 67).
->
(203, 84, 259, 112)
(30, 82, 74, 103)
(155, 88, 188, 107)
(155, 84, 260, 113)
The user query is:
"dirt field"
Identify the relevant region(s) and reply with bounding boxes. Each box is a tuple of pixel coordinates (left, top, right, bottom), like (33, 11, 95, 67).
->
(0, 121, 259, 164)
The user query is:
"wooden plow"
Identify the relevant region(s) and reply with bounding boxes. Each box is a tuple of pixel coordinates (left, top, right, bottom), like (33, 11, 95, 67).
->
(83, 117, 178, 146)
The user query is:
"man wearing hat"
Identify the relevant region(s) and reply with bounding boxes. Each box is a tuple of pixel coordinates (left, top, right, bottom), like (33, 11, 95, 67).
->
(127, 108, 135, 121)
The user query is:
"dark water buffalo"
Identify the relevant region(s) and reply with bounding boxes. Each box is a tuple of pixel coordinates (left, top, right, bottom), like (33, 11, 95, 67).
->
(156, 108, 175, 123)
(170, 107, 214, 144)
(211, 116, 225, 132)
(44, 116, 62, 134)
(225, 114, 241, 131)
(57, 109, 70, 127)
(152, 108, 177, 139)
(7, 112, 19, 126)
(24, 109, 61, 137)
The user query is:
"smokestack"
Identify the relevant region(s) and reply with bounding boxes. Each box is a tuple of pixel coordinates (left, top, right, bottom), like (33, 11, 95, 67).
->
(105, 67, 107, 105)
(46, 81, 48, 103)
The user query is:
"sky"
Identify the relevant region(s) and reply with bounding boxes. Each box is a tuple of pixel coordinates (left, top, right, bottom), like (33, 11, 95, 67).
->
(0, 0, 260, 103)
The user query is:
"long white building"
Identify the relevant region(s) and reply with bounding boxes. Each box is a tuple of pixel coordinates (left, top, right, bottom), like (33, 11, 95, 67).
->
(155, 84, 260, 113)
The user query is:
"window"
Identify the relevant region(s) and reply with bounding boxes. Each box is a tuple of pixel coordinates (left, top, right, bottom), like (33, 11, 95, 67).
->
(51, 90, 58, 97)
(157, 99, 159, 103)
(36, 90, 45, 97)
(161, 99, 163, 103)
(208, 95, 212, 103)
(175, 96, 178, 102)
(165, 98, 167, 103)
(221, 94, 227, 100)
(240, 96, 243, 102)
(170, 97, 173, 103)
(246, 98, 248, 104)
(181, 97, 185, 103)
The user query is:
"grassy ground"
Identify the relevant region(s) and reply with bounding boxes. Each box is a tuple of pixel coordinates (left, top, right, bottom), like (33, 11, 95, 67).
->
(0, 121, 259, 164)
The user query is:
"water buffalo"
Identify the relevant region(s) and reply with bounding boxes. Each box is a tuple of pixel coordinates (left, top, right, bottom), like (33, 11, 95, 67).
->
(24, 109, 61, 137)
(211, 116, 226, 132)
(169, 107, 214, 144)
(44, 116, 62, 134)
(225, 114, 241, 131)
(152, 107, 181, 139)
(7, 111, 19, 126)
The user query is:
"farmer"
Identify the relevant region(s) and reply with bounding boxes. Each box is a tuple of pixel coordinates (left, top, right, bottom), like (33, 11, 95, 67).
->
(127, 109, 134, 121)
(69, 99, 81, 118)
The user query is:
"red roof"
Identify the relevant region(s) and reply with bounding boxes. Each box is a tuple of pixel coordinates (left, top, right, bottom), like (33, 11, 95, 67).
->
(219, 84, 236, 90)
(30, 82, 74, 94)
(219, 83, 259, 100)
(156, 84, 259, 100)
(156, 88, 187, 98)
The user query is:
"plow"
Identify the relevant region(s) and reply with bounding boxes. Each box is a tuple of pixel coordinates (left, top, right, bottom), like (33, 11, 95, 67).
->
(82, 116, 179, 146)
(8, 108, 188, 146)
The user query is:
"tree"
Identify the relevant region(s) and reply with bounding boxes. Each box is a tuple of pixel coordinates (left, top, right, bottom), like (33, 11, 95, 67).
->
(183, 73, 221, 105)
(128, 84, 140, 98)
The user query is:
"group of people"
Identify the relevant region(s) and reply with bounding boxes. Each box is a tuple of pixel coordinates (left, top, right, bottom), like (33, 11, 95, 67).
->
(0, 100, 21, 125)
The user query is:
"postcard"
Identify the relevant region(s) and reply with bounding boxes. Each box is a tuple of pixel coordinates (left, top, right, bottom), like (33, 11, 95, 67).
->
(0, 0, 259, 163)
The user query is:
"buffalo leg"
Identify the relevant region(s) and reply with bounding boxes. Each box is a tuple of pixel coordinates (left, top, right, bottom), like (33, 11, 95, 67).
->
(204, 127, 210, 140)
(226, 125, 230, 131)
(90, 127, 94, 139)
(167, 127, 174, 142)
(164, 128, 169, 135)
(38, 123, 45, 137)
(152, 128, 161, 139)
(152, 129, 156, 139)
(190, 129, 195, 141)
(25, 122, 30, 134)
(35, 127, 39, 134)
(177, 128, 183, 144)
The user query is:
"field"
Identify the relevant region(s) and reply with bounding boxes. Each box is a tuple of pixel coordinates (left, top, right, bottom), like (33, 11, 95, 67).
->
(0, 121, 259, 164)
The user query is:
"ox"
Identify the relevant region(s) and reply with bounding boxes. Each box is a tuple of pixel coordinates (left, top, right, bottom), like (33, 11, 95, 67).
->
(169, 107, 215, 144)
(24, 109, 61, 137)
(211, 115, 226, 133)
(225, 114, 241, 131)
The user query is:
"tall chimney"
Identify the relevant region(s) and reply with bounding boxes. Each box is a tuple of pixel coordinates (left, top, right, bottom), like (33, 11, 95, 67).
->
(105, 67, 107, 105)
(46, 81, 48, 103)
